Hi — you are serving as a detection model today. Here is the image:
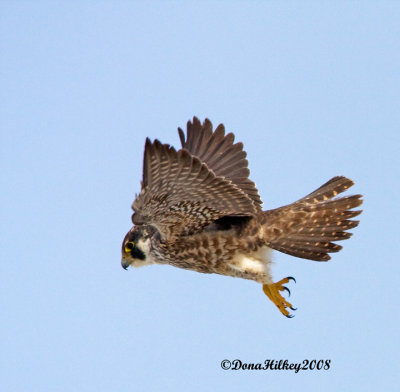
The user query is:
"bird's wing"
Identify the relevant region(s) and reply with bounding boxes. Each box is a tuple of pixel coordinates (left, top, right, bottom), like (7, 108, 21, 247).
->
(178, 117, 262, 211)
(132, 138, 258, 240)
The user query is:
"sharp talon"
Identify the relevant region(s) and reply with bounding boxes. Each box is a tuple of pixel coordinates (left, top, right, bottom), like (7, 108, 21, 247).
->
(263, 278, 297, 318)
(282, 286, 291, 297)
(286, 314, 295, 318)
(287, 276, 296, 283)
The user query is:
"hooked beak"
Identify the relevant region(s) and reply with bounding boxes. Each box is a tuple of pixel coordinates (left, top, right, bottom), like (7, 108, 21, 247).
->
(121, 258, 131, 270)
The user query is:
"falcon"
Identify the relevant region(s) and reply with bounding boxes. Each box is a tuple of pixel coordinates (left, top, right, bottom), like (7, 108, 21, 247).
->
(121, 117, 363, 317)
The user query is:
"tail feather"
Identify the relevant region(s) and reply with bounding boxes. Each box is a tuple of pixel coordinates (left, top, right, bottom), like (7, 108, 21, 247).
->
(262, 176, 363, 261)
(289, 231, 352, 242)
(298, 219, 360, 231)
(299, 176, 355, 203)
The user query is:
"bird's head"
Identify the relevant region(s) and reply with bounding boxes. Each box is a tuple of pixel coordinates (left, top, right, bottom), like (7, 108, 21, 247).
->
(121, 226, 155, 270)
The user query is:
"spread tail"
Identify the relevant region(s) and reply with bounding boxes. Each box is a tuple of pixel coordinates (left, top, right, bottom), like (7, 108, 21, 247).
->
(262, 176, 363, 261)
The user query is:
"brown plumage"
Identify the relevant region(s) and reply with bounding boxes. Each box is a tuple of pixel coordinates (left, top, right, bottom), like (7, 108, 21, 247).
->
(122, 117, 363, 317)
(261, 177, 362, 261)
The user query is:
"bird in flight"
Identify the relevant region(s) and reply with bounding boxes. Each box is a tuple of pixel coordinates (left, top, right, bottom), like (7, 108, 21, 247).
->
(121, 117, 362, 317)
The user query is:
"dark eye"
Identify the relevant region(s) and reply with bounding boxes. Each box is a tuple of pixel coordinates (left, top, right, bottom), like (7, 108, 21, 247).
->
(124, 242, 135, 253)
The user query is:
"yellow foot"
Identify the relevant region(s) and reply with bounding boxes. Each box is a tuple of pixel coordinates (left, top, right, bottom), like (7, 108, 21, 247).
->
(263, 277, 297, 318)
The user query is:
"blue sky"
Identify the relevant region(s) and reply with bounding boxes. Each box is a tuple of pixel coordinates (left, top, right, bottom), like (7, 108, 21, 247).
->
(1, 1, 399, 391)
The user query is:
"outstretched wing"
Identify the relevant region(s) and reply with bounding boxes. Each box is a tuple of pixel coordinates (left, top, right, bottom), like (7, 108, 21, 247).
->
(178, 117, 262, 211)
(132, 138, 258, 240)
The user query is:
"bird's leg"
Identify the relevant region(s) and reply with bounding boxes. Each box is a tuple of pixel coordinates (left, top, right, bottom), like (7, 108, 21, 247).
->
(262, 277, 297, 318)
